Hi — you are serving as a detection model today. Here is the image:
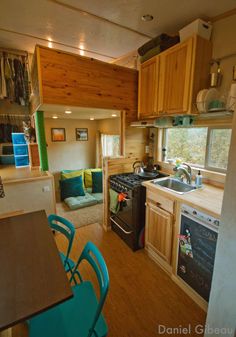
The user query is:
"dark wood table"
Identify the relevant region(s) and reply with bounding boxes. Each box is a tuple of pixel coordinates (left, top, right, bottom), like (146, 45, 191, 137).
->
(0, 210, 73, 332)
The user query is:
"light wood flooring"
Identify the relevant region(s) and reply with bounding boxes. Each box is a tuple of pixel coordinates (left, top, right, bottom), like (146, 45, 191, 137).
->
(13, 223, 206, 337)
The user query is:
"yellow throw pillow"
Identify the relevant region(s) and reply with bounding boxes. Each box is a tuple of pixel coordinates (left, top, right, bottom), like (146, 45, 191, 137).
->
(84, 168, 102, 188)
(61, 170, 85, 188)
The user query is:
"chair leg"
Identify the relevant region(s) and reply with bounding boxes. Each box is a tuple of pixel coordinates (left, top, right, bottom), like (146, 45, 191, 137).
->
(66, 262, 77, 285)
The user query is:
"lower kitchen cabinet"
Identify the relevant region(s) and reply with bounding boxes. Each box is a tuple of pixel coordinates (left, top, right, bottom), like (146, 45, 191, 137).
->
(145, 201, 173, 271)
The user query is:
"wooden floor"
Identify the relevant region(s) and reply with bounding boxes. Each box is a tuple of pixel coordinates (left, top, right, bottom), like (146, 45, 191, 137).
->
(13, 223, 206, 337)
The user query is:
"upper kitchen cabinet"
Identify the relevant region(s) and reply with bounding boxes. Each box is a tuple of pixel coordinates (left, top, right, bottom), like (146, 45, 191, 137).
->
(138, 56, 159, 119)
(138, 35, 212, 118)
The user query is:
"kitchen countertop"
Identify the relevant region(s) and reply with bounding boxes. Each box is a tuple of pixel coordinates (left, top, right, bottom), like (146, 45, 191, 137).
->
(0, 166, 52, 184)
(142, 179, 224, 218)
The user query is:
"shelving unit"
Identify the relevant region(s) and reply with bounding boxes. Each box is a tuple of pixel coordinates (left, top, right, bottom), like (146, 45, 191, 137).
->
(12, 133, 29, 168)
(0, 143, 15, 165)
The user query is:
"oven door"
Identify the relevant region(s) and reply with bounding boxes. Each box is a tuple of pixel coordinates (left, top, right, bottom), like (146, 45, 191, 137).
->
(110, 215, 136, 250)
(115, 193, 133, 228)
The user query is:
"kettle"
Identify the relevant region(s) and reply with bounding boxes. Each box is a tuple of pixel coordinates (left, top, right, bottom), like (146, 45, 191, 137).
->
(133, 161, 145, 175)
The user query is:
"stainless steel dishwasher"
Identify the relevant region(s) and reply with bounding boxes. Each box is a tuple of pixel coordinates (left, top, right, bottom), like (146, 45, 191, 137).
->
(177, 204, 220, 302)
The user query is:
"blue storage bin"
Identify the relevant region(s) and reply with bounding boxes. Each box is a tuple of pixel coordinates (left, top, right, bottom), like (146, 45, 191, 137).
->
(15, 156, 29, 167)
(13, 145, 28, 156)
(12, 133, 26, 145)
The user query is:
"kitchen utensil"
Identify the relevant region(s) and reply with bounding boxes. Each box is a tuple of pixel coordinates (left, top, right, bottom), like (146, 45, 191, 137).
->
(133, 161, 145, 175)
(203, 88, 220, 112)
(196, 89, 208, 112)
(138, 171, 159, 179)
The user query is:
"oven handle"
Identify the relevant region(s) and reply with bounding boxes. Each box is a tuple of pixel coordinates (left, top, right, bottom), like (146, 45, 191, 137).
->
(110, 217, 133, 234)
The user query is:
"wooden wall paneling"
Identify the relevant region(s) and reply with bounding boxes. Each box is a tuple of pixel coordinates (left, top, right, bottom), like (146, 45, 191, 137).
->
(35, 46, 138, 118)
(125, 127, 148, 159)
(30, 48, 43, 114)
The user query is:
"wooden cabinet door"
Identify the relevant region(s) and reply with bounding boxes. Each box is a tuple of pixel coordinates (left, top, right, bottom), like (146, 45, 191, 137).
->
(145, 203, 173, 264)
(159, 38, 193, 115)
(138, 57, 159, 118)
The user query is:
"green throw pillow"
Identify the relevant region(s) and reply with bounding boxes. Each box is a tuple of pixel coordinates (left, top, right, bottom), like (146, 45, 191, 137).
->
(60, 175, 85, 200)
(92, 171, 103, 193)
(84, 168, 102, 188)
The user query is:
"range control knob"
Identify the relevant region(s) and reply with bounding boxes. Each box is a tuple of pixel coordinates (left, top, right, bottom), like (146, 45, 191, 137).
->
(214, 220, 220, 226)
(193, 210, 197, 215)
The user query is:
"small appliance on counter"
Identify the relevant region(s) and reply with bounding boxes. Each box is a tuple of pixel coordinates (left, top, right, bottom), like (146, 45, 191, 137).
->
(109, 171, 168, 251)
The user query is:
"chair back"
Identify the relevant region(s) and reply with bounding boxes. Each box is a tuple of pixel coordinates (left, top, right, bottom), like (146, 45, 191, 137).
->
(71, 241, 109, 337)
(48, 214, 75, 265)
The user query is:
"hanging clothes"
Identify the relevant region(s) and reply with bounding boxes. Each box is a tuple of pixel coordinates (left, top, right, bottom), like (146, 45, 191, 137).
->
(0, 53, 7, 98)
(0, 51, 29, 106)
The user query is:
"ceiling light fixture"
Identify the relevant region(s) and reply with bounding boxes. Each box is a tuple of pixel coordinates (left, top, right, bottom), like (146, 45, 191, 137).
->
(52, 116, 58, 119)
(141, 14, 154, 22)
(79, 43, 85, 56)
(47, 37, 53, 48)
(90, 117, 95, 120)
(111, 114, 117, 117)
(65, 110, 72, 114)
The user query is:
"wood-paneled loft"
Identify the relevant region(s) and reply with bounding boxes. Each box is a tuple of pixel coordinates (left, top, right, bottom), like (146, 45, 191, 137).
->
(30, 45, 139, 125)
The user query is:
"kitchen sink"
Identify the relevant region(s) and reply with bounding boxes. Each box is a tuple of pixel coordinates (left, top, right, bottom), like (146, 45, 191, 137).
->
(152, 177, 197, 194)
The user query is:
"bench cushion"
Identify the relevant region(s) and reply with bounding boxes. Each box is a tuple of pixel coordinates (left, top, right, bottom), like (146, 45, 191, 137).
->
(64, 193, 97, 210)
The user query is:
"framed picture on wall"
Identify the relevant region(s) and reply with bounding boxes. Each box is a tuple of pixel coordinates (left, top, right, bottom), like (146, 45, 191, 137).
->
(51, 128, 66, 142)
(75, 128, 88, 141)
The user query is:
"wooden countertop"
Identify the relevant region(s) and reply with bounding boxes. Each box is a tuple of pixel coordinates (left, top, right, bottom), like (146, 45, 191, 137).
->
(142, 179, 224, 218)
(0, 166, 52, 184)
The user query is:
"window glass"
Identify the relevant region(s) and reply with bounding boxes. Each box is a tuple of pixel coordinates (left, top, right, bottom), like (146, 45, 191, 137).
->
(208, 129, 232, 170)
(164, 127, 232, 172)
(166, 128, 208, 166)
(101, 134, 120, 157)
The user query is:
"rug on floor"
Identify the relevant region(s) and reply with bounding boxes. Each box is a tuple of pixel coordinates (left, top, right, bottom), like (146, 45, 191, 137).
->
(56, 202, 103, 228)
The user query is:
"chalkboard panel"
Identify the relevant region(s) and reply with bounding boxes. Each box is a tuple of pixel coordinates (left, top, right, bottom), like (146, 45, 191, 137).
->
(177, 215, 218, 301)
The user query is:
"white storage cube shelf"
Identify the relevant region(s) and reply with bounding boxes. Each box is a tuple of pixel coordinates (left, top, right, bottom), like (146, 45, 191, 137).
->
(12, 133, 29, 168)
(179, 19, 212, 42)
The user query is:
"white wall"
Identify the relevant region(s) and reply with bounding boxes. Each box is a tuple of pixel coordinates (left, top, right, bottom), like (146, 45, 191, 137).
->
(211, 14, 236, 99)
(45, 118, 98, 173)
(97, 117, 120, 134)
(0, 178, 55, 216)
(204, 14, 236, 337)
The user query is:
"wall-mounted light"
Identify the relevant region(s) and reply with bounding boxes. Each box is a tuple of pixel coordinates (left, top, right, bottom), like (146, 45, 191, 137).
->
(90, 117, 95, 120)
(111, 114, 117, 117)
(65, 110, 72, 114)
(52, 116, 58, 119)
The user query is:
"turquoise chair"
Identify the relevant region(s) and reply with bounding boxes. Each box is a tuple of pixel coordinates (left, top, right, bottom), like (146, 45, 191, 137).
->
(29, 241, 110, 337)
(48, 214, 76, 276)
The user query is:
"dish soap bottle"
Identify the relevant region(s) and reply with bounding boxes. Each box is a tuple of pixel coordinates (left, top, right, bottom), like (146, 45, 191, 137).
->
(195, 170, 202, 187)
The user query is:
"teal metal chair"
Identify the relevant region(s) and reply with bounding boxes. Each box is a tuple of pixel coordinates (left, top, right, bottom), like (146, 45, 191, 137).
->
(29, 241, 110, 337)
(48, 214, 75, 276)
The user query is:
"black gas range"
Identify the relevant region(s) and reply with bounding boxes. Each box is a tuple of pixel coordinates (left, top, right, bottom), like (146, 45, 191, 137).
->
(109, 172, 167, 251)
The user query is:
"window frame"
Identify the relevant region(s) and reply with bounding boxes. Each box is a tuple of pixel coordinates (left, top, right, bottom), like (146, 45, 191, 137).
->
(205, 126, 232, 173)
(163, 126, 231, 173)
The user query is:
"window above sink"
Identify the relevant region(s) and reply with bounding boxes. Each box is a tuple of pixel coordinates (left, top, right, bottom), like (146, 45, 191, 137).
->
(162, 126, 232, 173)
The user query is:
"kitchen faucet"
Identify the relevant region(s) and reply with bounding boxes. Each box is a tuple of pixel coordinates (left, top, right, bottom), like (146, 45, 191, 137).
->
(173, 163, 192, 184)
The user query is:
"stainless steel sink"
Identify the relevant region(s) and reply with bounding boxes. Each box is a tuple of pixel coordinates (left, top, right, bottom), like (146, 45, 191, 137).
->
(152, 178, 197, 194)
